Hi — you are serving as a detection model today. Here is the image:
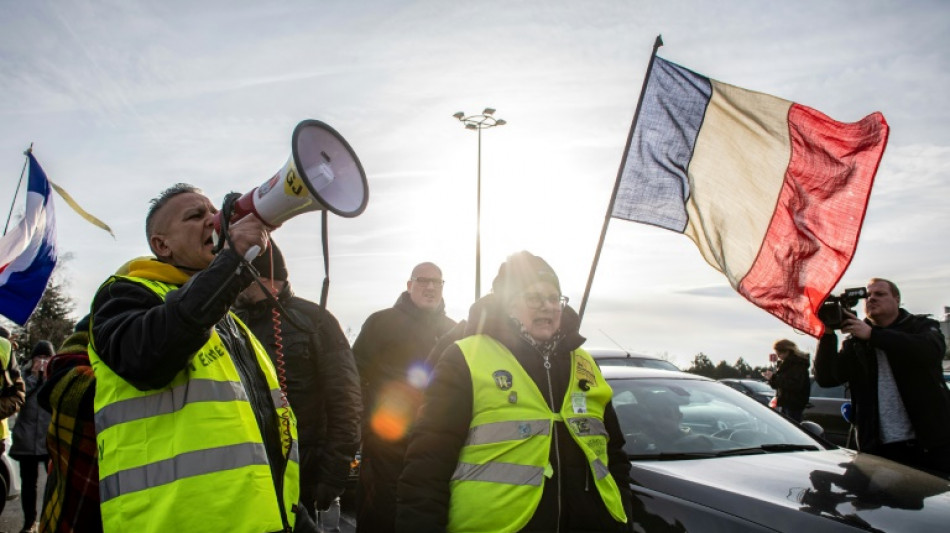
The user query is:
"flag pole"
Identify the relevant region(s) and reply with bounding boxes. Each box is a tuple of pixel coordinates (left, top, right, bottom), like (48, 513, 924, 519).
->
(4, 144, 33, 236)
(578, 35, 663, 324)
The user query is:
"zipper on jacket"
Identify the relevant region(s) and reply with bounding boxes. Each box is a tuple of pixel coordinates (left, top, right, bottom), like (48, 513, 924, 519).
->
(541, 353, 561, 533)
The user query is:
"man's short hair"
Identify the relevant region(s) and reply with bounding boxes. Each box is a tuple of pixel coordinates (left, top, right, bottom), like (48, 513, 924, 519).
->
(145, 183, 203, 240)
(869, 277, 900, 301)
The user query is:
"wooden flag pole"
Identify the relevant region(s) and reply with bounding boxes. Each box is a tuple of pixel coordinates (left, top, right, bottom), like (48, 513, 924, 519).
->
(578, 35, 663, 324)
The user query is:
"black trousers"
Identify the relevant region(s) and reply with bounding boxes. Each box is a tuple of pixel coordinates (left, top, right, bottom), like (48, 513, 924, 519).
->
(14, 455, 49, 524)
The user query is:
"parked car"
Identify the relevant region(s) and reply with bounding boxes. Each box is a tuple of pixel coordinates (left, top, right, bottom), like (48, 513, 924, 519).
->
(718, 378, 776, 406)
(588, 348, 679, 371)
(604, 366, 950, 532)
(803, 377, 854, 448)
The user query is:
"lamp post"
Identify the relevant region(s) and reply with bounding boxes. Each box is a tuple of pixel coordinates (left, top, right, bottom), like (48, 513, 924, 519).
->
(453, 108, 506, 301)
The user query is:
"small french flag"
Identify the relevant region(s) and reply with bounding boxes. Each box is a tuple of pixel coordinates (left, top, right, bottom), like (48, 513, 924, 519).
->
(0, 153, 58, 325)
(612, 57, 889, 337)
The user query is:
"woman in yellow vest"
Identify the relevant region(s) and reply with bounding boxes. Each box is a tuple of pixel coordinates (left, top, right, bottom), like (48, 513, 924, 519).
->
(397, 251, 632, 533)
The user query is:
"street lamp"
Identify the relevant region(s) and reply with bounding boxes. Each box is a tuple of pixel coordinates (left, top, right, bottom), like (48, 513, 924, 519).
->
(454, 107, 507, 300)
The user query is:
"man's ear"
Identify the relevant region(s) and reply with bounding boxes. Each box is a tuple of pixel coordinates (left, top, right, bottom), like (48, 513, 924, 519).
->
(149, 233, 170, 260)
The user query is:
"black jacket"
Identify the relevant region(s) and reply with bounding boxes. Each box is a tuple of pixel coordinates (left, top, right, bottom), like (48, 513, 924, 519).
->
(396, 294, 632, 533)
(814, 309, 950, 452)
(353, 291, 456, 455)
(90, 252, 293, 529)
(234, 282, 362, 495)
(768, 354, 810, 411)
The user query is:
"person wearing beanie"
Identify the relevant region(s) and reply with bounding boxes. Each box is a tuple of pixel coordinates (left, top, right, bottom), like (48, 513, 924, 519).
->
(11, 340, 55, 533)
(37, 315, 103, 532)
(352, 261, 457, 533)
(235, 240, 362, 533)
(397, 251, 631, 533)
(0, 325, 26, 459)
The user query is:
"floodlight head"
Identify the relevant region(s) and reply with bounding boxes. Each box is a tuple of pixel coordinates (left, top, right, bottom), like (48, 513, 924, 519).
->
(465, 124, 477, 130)
(453, 111, 464, 120)
(495, 119, 507, 126)
(483, 107, 495, 116)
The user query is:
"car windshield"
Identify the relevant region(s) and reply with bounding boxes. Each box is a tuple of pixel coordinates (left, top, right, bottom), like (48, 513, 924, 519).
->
(610, 377, 822, 459)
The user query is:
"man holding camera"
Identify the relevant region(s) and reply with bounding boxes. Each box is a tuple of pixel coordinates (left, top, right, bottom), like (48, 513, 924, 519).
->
(814, 278, 950, 477)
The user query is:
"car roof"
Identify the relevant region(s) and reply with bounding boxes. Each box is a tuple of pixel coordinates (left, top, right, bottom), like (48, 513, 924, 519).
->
(587, 348, 668, 361)
(598, 365, 712, 382)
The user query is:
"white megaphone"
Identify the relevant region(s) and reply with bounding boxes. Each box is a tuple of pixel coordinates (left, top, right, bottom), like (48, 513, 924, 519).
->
(213, 119, 368, 246)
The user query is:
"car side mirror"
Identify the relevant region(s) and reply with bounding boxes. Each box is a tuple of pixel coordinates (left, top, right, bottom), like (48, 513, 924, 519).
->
(800, 420, 825, 439)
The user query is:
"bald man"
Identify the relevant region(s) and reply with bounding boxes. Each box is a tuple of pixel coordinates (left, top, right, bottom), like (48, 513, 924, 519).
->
(352, 262, 456, 533)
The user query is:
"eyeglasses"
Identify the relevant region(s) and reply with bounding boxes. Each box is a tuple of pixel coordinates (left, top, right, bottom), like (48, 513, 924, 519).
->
(522, 292, 568, 310)
(411, 277, 445, 288)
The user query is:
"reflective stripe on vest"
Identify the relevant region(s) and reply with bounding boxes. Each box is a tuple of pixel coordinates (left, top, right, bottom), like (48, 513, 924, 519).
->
(89, 275, 299, 533)
(448, 335, 627, 532)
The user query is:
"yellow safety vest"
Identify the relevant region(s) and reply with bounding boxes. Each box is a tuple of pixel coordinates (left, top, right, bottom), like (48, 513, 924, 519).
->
(0, 337, 11, 440)
(449, 335, 627, 533)
(89, 276, 299, 533)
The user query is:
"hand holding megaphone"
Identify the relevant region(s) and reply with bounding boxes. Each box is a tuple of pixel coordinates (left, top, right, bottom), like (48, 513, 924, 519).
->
(223, 215, 268, 262)
(211, 119, 368, 252)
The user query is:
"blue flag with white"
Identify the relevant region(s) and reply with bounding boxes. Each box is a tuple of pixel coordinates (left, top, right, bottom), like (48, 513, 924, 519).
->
(0, 153, 58, 325)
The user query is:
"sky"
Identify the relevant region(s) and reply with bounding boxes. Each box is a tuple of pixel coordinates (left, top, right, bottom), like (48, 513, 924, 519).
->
(1, 0, 949, 369)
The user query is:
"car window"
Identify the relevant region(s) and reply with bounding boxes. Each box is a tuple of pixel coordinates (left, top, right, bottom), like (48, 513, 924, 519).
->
(742, 380, 774, 394)
(810, 379, 848, 399)
(610, 377, 821, 458)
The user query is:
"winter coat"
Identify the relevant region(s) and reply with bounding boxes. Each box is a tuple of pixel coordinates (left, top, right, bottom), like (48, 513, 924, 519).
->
(395, 294, 632, 533)
(10, 370, 52, 458)
(768, 353, 811, 411)
(814, 309, 950, 452)
(234, 282, 362, 497)
(89, 253, 293, 526)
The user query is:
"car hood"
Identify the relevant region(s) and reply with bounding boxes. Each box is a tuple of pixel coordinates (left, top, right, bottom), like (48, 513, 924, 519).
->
(629, 448, 950, 531)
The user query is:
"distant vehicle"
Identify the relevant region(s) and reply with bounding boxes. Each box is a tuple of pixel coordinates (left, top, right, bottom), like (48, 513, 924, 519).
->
(588, 348, 679, 371)
(605, 366, 950, 531)
(719, 378, 776, 406)
(803, 378, 854, 448)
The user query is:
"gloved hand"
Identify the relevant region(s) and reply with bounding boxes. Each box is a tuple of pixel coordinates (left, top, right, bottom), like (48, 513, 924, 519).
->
(313, 482, 344, 512)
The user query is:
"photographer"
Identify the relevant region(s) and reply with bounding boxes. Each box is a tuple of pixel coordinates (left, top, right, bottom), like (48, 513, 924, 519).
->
(814, 278, 950, 478)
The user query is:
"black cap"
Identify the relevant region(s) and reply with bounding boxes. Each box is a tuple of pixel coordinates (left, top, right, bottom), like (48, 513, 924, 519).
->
(491, 251, 561, 301)
(30, 340, 55, 358)
(251, 241, 288, 281)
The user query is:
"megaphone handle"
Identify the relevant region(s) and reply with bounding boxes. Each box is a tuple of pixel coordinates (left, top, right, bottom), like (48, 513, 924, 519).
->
(244, 245, 261, 263)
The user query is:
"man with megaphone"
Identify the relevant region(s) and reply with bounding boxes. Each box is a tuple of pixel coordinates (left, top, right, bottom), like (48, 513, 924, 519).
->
(87, 183, 301, 533)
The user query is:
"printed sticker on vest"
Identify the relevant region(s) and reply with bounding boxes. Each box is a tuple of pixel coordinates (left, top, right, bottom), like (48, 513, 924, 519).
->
(575, 358, 597, 387)
(570, 418, 591, 435)
(571, 392, 588, 414)
(493, 370, 513, 391)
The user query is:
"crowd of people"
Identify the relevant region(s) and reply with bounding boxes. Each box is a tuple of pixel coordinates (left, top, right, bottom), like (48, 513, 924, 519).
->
(0, 182, 948, 533)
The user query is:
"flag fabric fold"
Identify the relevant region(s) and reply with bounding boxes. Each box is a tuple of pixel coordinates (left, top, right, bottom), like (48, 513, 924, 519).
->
(0, 153, 58, 325)
(611, 56, 889, 337)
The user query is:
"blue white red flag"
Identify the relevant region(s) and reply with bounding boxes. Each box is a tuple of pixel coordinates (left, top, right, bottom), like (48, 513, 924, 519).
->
(611, 57, 889, 337)
(0, 153, 58, 325)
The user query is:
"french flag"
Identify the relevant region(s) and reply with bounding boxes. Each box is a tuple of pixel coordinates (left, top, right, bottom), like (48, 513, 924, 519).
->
(611, 57, 889, 337)
(0, 153, 58, 325)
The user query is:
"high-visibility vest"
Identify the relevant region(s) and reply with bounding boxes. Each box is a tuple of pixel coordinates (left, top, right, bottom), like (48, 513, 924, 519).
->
(89, 276, 299, 533)
(0, 337, 11, 440)
(448, 335, 627, 533)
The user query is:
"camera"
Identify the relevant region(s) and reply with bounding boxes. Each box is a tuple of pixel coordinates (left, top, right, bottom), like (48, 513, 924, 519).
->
(817, 287, 868, 329)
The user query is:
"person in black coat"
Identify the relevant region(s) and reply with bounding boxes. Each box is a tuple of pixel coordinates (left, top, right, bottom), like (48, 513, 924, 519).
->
(814, 278, 950, 478)
(352, 262, 456, 533)
(763, 339, 811, 422)
(234, 241, 362, 533)
(10, 340, 54, 533)
(396, 251, 632, 533)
